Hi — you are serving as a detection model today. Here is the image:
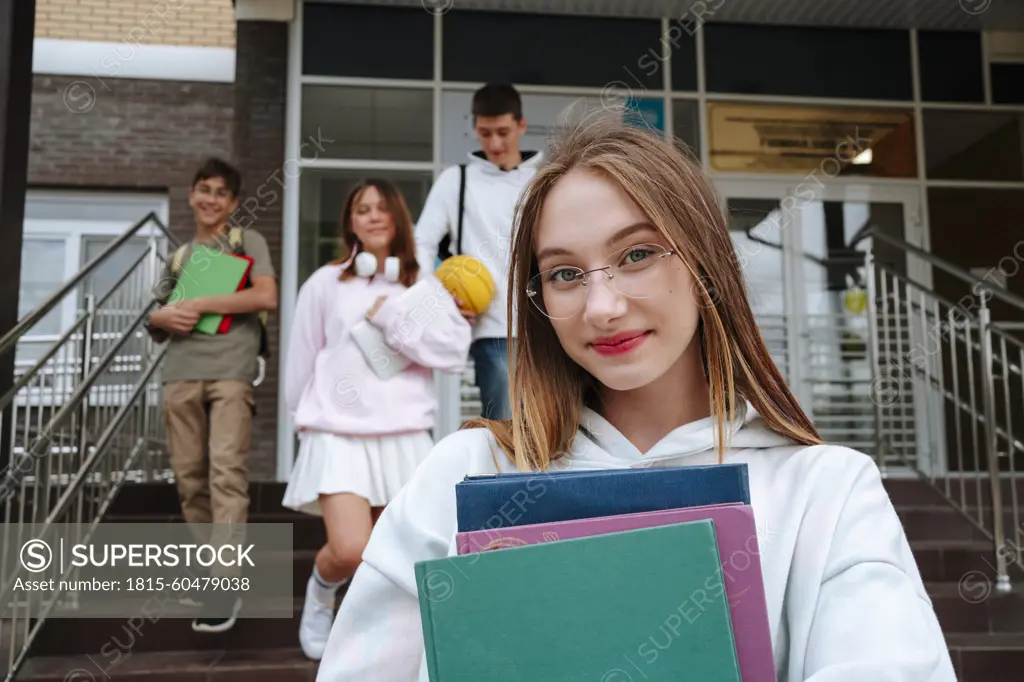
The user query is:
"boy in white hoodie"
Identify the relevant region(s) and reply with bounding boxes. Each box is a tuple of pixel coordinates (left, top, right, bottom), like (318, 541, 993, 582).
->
(414, 83, 544, 420)
(318, 114, 957, 681)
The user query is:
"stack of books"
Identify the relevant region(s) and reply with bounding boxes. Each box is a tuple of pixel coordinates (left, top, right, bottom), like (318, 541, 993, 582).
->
(415, 464, 776, 681)
(169, 244, 253, 334)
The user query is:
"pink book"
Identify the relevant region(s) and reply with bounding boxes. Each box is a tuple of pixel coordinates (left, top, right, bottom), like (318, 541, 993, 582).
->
(456, 502, 776, 682)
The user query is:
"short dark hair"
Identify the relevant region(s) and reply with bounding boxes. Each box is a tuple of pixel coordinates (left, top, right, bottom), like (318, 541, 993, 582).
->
(192, 157, 242, 197)
(472, 83, 522, 120)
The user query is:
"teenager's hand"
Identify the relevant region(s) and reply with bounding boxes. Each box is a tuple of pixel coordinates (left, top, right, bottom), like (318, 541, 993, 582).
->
(365, 295, 388, 323)
(150, 306, 200, 336)
(453, 296, 477, 325)
(175, 299, 206, 315)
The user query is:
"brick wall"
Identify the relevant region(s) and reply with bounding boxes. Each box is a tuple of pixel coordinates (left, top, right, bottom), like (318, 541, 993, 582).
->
(232, 20, 288, 481)
(34, 0, 236, 48)
(28, 74, 234, 245)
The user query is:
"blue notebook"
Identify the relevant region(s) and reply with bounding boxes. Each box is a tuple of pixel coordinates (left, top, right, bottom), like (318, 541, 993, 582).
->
(455, 463, 750, 533)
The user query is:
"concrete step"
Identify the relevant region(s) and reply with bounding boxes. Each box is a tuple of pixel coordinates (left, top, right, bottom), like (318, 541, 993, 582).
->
(28, 598, 312, 657)
(107, 512, 327, 553)
(883, 477, 1024, 510)
(18, 636, 1024, 682)
(15, 647, 315, 682)
(947, 633, 1024, 682)
(929, 582, 1024, 635)
(106, 482, 293, 517)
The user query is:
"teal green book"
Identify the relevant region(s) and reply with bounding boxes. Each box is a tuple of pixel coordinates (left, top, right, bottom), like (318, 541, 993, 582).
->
(415, 519, 741, 681)
(168, 244, 253, 335)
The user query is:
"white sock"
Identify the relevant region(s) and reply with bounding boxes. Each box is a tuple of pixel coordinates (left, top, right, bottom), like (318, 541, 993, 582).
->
(311, 566, 347, 604)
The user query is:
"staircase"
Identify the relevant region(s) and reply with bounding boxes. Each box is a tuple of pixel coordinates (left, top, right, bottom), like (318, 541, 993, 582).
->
(887, 477, 1024, 681)
(14, 481, 321, 681)
(6, 477, 1021, 681)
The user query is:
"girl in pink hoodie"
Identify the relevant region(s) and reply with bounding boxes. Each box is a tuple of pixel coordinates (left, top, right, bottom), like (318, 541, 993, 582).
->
(282, 178, 471, 661)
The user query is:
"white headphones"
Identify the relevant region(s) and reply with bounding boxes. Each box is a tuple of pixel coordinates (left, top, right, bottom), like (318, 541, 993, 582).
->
(352, 251, 400, 282)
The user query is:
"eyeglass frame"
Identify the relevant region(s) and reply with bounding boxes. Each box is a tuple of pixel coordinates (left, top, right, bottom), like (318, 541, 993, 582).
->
(525, 242, 677, 319)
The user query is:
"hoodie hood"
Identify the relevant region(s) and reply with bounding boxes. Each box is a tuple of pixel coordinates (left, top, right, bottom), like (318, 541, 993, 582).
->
(565, 401, 800, 469)
(467, 149, 544, 176)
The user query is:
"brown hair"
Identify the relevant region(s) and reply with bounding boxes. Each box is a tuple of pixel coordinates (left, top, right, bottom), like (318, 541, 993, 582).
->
(333, 178, 420, 288)
(465, 110, 822, 471)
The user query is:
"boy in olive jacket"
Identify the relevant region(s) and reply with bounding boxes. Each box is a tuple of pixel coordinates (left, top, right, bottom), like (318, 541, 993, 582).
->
(145, 158, 277, 633)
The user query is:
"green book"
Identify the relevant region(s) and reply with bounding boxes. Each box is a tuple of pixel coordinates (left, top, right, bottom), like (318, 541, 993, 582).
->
(415, 519, 741, 682)
(168, 244, 253, 335)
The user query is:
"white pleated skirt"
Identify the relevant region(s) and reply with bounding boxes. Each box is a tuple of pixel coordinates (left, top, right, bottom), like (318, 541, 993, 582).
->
(282, 429, 434, 515)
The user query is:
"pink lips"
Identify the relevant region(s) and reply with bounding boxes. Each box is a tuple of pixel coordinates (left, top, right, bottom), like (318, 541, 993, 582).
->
(591, 331, 650, 356)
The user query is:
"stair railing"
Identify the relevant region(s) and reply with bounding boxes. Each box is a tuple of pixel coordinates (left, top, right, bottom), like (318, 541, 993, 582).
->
(0, 212, 178, 680)
(860, 229, 1024, 595)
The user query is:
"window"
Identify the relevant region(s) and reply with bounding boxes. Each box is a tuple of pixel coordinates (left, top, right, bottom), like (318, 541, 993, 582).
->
(672, 99, 700, 158)
(17, 191, 169, 363)
(442, 91, 587, 164)
(442, 10, 662, 89)
(19, 238, 67, 336)
(298, 169, 435, 286)
(917, 31, 984, 103)
(81, 236, 150, 301)
(923, 110, 1024, 182)
(706, 101, 917, 177)
(991, 63, 1024, 104)
(703, 23, 913, 101)
(927, 187, 1024, 321)
(302, 86, 433, 162)
(667, 18, 698, 92)
(301, 3, 433, 79)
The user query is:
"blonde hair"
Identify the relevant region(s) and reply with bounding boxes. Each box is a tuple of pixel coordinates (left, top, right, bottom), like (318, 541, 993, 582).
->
(465, 110, 822, 471)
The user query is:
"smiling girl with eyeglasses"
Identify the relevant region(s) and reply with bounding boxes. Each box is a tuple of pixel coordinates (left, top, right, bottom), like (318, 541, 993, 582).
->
(316, 115, 956, 682)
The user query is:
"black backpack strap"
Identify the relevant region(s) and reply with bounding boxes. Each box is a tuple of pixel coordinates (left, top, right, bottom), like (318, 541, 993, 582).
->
(456, 163, 466, 256)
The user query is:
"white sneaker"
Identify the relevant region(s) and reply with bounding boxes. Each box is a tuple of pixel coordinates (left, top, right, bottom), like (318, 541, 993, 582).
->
(299, 575, 337, 660)
(192, 596, 242, 634)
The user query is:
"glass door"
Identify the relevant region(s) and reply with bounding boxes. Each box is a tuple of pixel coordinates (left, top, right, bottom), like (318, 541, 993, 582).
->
(790, 186, 927, 471)
(713, 180, 803, 394)
(715, 180, 932, 471)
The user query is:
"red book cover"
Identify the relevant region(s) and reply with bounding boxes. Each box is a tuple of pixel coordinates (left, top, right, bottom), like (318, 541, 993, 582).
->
(216, 253, 254, 334)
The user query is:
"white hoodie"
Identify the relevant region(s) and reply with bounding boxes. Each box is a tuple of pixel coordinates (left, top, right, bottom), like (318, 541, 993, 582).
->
(414, 150, 545, 341)
(316, 403, 957, 682)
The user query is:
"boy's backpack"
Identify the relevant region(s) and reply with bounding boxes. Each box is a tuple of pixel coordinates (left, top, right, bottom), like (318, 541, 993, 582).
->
(169, 225, 270, 358)
(437, 163, 467, 261)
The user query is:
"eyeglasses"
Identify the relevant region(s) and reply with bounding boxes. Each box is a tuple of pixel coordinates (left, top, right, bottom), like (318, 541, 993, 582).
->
(526, 243, 676, 320)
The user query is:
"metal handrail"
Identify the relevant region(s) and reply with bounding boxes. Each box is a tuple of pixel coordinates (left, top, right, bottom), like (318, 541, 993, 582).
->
(1, 347, 168, 679)
(0, 248, 154, 412)
(866, 250, 1022, 595)
(851, 227, 1024, 314)
(0, 214, 174, 681)
(746, 218, 1023, 592)
(747, 221, 1024, 315)
(0, 211, 176, 357)
(0, 302, 157, 499)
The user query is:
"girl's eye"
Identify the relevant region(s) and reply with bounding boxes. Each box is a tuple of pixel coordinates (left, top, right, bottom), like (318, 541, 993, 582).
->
(547, 268, 581, 283)
(622, 246, 654, 264)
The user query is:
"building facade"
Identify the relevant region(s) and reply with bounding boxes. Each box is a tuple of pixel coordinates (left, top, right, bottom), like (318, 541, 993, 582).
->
(21, 0, 1024, 481)
(22, 0, 288, 480)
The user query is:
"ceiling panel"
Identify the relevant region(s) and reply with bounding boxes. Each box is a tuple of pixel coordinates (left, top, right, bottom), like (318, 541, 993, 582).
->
(319, 0, 1024, 30)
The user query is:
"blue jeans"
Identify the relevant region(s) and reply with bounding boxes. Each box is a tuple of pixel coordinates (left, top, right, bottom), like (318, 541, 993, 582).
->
(470, 338, 513, 420)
